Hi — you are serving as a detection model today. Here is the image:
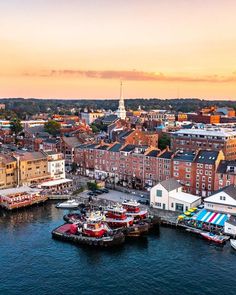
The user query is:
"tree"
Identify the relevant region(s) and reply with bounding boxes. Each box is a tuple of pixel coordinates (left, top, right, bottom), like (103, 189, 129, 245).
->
(90, 124, 99, 133)
(44, 120, 61, 136)
(87, 181, 98, 191)
(10, 118, 23, 144)
(158, 133, 171, 150)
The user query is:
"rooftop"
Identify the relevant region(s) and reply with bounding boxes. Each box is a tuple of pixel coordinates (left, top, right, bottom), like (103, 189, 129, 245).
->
(108, 143, 123, 152)
(146, 149, 159, 157)
(169, 191, 201, 204)
(173, 128, 236, 138)
(0, 186, 41, 197)
(120, 144, 136, 153)
(173, 151, 196, 162)
(159, 178, 182, 192)
(159, 151, 174, 159)
(194, 150, 219, 164)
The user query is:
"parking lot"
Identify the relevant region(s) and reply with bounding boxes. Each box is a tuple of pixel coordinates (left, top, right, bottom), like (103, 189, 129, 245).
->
(79, 189, 149, 205)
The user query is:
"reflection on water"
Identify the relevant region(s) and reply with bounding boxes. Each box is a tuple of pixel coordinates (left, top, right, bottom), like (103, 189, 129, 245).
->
(0, 202, 236, 295)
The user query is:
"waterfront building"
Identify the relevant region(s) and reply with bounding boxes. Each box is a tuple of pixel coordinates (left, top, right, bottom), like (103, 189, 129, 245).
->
(192, 150, 224, 197)
(45, 151, 65, 180)
(0, 154, 17, 188)
(150, 178, 201, 212)
(204, 185, 236, 214)
(15, 151, 50, 186)
(0, 186, 47, 210)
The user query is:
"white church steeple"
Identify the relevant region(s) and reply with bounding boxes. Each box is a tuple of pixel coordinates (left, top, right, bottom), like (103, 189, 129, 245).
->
(116, 81, 126, 120)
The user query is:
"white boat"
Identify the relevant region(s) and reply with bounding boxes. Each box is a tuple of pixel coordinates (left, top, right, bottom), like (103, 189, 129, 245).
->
(230, 239, 236, 250)
(56, 199, 79, 209)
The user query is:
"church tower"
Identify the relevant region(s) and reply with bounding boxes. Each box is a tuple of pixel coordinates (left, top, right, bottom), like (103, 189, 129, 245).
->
(116, 81, 126, 120)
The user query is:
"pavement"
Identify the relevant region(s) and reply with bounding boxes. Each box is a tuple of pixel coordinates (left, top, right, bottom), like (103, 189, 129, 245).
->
(79, 189, 148, 204)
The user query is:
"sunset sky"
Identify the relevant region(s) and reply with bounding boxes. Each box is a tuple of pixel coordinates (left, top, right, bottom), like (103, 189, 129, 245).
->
(0, 0, 236, 99)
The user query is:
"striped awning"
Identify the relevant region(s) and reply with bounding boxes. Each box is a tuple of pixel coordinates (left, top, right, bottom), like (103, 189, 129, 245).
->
(192, 209, 228, 227)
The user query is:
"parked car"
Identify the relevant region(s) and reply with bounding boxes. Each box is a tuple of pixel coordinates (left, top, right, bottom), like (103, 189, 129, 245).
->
(87, 191, 97, 197)
(101, 188, 109, 193)
(94, 189, 103, 195)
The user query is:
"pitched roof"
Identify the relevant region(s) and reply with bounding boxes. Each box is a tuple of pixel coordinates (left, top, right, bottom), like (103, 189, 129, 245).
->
(217, 160, 236, 174)
(160, 178, 182, 192)
(120, 144, 136, 152)
(108, 143, 123, 152)
(194, 150, 219, 164)
(210, 185, 236, 201)
(16, 151, 47, 161)
(62, 136, 80, 148)
(146, 149, 159, 157)
(173, 151, 196, 162)
(159, 151, 173, 159)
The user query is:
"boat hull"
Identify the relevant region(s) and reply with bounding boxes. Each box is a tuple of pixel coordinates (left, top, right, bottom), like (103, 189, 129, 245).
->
(230, 239, 236, 250)
(52, 224, 125, 248)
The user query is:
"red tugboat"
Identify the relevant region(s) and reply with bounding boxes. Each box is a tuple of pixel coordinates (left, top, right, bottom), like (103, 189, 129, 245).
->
(52, 213, 125, 248)
(82, 213, 110, 237)
(122, 200, 148, 220)
(104, 205, 134, 228)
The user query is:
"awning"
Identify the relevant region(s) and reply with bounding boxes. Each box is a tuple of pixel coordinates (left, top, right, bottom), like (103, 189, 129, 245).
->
(41, 178, 72, 188)
(192, 209, 228, 227)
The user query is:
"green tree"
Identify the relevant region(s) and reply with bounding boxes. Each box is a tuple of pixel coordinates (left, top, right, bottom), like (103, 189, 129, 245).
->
(158, 133, 171, 150)
(91, 124, 99, 133)
(87, 181, 98, 191)
(10, 118, 23, 144)
(44, 120, 61, 136)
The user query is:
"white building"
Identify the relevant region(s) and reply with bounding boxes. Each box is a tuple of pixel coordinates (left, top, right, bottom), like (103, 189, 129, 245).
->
(224, 216, 236, 236)
(81, 112, 104, 125)
(116, 81, 126, 120)
(150, 178, 201, 212)
(204, 185, 236, 214)
(45, 152, 65, 180)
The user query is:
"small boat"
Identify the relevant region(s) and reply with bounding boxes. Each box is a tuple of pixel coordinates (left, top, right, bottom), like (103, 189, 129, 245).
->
(230, 239, 236, 250)
(56, 199, 79, 209)
(200, 232, 228, 244)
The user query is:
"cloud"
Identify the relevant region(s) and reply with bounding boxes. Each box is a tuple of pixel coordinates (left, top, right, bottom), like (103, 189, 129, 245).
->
(22, 69, 236, 83)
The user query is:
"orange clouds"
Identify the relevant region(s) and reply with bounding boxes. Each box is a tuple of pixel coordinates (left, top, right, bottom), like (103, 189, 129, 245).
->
(22, 69, 236, 83)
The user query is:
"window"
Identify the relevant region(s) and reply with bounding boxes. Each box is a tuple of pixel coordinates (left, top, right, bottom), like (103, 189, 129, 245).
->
(155, 202, 162, 207)
(174, 172, 179, 177)
(171, 203, 174, 208)
(156, 190, 162, 197)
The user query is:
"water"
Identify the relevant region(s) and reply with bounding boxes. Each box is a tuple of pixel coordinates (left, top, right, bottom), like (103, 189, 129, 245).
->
(0, 202, 236, 295)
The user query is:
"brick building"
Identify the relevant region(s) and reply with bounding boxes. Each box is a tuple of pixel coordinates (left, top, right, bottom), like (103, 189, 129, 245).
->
(171, 128, 236, 160)
(215, 160, 236, 191)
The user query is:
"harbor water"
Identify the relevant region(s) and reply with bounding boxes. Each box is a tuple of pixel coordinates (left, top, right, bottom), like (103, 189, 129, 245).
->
(0, 202, 236, 295)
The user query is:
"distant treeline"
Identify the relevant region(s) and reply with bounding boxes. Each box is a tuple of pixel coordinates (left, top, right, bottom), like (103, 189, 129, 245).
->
(0, 98, 236, 119)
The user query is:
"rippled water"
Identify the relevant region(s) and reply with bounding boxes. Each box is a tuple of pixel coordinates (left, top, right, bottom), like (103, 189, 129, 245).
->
(0, 202, 236, 295)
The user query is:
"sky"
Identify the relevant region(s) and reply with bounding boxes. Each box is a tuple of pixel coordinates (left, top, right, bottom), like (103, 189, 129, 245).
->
(0, 0, 236, 99)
